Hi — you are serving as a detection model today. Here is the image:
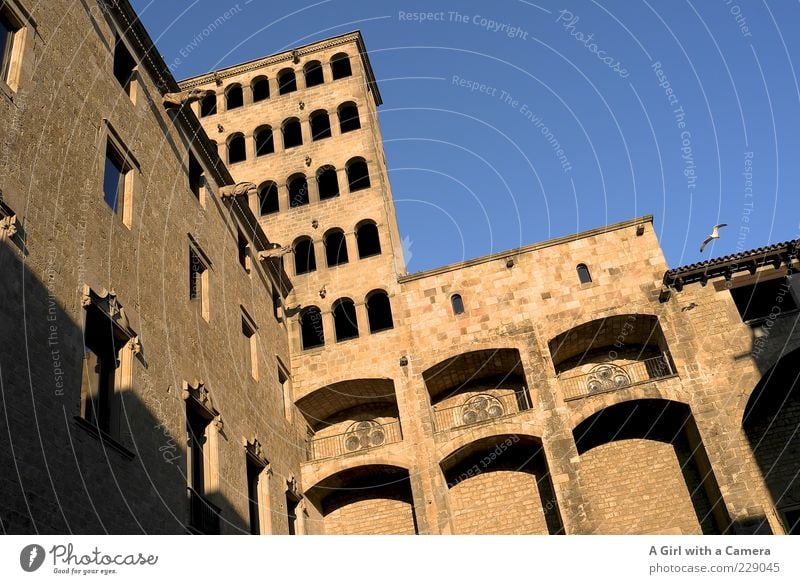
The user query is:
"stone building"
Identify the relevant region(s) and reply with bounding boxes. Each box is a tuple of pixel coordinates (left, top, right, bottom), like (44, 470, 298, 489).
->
(1, 0, 798, 535)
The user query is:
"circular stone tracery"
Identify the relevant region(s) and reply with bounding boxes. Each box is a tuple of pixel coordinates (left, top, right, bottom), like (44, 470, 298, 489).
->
(461, 394, 505, 425)
(343, 420, 386, 452)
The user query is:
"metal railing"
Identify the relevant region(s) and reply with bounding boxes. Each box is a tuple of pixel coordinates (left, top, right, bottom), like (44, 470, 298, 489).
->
(432, 390, 532, 433)
(308, 419, 402, 462)
(559, 355, 675, 401)
(188, 487, 221, 534)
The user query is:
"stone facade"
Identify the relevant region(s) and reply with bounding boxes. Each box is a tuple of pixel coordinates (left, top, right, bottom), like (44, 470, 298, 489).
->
(1, 0, 799, 535)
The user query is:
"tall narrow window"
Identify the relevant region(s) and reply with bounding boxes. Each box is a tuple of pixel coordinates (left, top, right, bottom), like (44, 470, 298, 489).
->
(225, 84, 243, 110)
(356, 221, 381, 258)
(288, 175, 309, 208)
(300, 306, 324, 349)
(188, 151, 205, 203)
(81, 306, 126, 436)
(282, 118, 302, 149)
(278, 69, 297, 95)
(286, 492, 300, 535)
(103, 137, 135, 227)
(304, 61, 324, 87)
(189, 242, 210, 321)
(246, 455, 263, 535)
(451, 294, 465, 315)
(200, 93, 217, 117)
(330, 53, 352, 80)
(577, 263, 592, 284)
(366, 290, 393, 333)
(346, 158, 370, 192)
(293, 237, 316, 274)
(310, 110, 332, 141)
(242, 312, 258, 380)
(251, 76, 270, 102)
(238, 230, 251, 274)
(113, 37, 137, 99)
(186, 399, 220, 534)
(255, 126, 274, 156)
(228, 133, 246, 164)
(316, 166, 339, 200)
(259, 181, 279, 215)
(338, 103, 361, 133)
(324, 229, 348, 267)
(0, 6, 23, 89)
(333, 298, 359, 342)
(278, 363, 292, 420)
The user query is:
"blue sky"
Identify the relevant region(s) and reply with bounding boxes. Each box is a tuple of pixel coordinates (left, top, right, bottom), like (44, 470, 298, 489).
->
(131, 0, 800, 273)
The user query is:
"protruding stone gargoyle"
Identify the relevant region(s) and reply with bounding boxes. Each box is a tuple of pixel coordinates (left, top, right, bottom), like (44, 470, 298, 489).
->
(162, 88, 215, 109)
(257, 242, 292, 261)
(219, 182, 257, 201)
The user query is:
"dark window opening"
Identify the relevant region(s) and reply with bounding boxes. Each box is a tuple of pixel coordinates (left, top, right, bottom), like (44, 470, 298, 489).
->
(293, 238, 316, 274)
(228, 134, 246, 164)
(81, 306, 125, 435)
(304, 61, 324, 87)
(317, 166, 339, 200)
(325, 230, 348, 267)
(451, 294, 465, 315)
(356, 222, 381, 258)
(347, 159, 370, 192)
(255, 127, 274, 156)
(338, 104, 361, 133)
(272, 285, 281, 322)
(278, 69, 297, 95)
(730, 277, 799, 323)
(282, 118, 303, 149)
(366, 291, 394, 333)
(189, 151, 204, 200)
(225, 84, 243, 110)
(288, 175, 309, 208)
(103, 144, 126, 213)
(300, 307, 324, 349)
(188, 246, 208, 308)
(782, 508, 800, 535)
(310, 111, 332, 141)
(577, 263, 592, 284)
(238, 230, 250, 273)
(186, 405, 208, 494)
(333, 299, 359, 342)
(0, 10, 20, 83)
(246, 457, 263, 535)
(331, 54, 352, 80)
(113, 38, 136, 95)
(252, 77, 269, 102)
(259, 182, 279, 215)
(200, 94, 217, 117)
(286, 492, 300, 534)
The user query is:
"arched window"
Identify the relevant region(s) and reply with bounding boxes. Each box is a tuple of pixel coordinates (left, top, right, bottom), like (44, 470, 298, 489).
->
(331, 53, 352, 80)
(310, 110, 332, 141)
(227, 133, 246, 164)
(577, 263, 592, 284)
(258, 181, 279, 215)
(366, 290, 393, 333)
(200, 93, 217, 117)
(304, 61, 324, 88)
(225, 84, 243, 110)
(293, 237, 316, 275)
(282, 118, 303, 149)
(338, 102, 361, 133)
(300, 306, 324, 349)
(316, 166, 339, 200)
(278, 68, 297, 95)
(254, 126, 274, 156)
(288, 174, 309, 208)
(356, 221, 381, 258)
(251, 76, 269, 102)
(332, 298, 359, 342)
(346, 158, 370, 192)
(324, 229, 348, 267)
(451, 294, 465, 315)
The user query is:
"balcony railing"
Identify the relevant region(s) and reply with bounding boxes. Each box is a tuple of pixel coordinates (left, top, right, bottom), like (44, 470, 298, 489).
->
(188, 487, 221, 534)
(559, 355, 675, 401)
(308, 419, 402, 462)
(432, 390, 532, 434)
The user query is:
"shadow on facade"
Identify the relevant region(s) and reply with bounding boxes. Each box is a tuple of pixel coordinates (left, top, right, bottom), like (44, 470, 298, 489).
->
(573, 399, 730, 535)
(0, 241, 248, 534)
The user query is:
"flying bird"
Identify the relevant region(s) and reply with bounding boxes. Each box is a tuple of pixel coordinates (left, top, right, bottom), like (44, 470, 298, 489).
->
(699, 223, 728, 253)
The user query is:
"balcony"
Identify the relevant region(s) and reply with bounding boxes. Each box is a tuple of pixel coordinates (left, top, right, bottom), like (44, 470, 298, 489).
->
(559, 355, 675, 401)
(187, 487, 221, 534)
(308, 419, 402, 462)
(432, 390, 532, 434)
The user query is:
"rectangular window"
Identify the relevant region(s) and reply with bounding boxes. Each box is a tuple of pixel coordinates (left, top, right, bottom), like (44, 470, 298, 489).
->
(278, 361, 292, 421)
(189, 241, 210, 321)
(188, 151, 205, 205)
(0, 11, 17, 83)
(286, 492, 300, 535)
(246, 456, 264, 535)
(730, 277, 798, 323)
(238, 230, 251, 274)
(782, 507, 800, 535)
(113, 37, 137, 101)
(103, 144, 125, 212)
(0, 1, 28, 92)
(102, 128, 136, 228)
(242, 312, 258, 381)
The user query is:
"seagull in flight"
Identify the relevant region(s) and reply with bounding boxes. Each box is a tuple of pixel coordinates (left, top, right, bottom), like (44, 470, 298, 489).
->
(699, 223, 727, 253)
